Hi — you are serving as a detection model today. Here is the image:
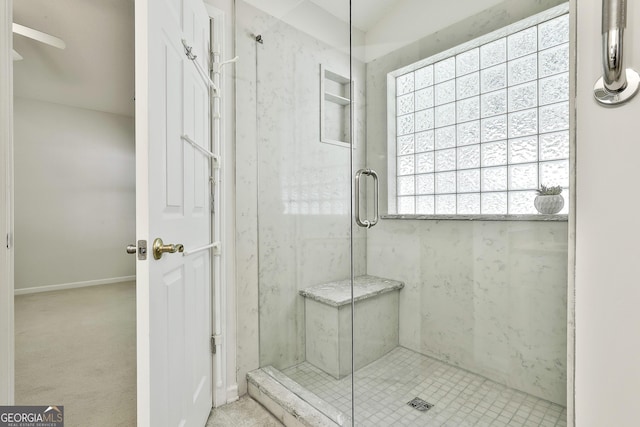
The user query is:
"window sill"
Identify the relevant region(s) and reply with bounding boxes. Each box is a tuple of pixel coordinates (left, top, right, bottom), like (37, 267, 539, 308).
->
(381, 214, 568, 222)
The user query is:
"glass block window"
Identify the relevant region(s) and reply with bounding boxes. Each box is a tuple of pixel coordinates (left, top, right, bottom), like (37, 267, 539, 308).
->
(389, 7, 569, 215)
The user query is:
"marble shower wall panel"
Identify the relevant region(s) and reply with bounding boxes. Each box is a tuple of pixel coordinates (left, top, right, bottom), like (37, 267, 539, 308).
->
(367, 220, 568, 406)
(236, 2, 367, 371)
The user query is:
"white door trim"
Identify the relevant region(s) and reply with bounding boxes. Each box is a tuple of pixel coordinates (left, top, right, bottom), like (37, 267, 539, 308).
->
(133, 0, 150, 424)
(0, 0, 14, 406)
(204, 3, 238, 406)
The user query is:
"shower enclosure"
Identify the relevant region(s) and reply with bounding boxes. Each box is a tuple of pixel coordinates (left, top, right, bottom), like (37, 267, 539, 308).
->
(237, 1, 570, 425)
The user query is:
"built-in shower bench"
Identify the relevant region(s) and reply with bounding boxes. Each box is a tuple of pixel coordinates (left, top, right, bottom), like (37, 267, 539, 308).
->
(299, 275, 404, 379)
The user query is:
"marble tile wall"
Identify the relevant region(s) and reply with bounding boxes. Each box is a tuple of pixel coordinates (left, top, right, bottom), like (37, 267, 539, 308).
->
(235, 1, 264, 395)
(235, 1, 367, 372)
(366, 220, 568, 405)
(363, 0, 569, 406)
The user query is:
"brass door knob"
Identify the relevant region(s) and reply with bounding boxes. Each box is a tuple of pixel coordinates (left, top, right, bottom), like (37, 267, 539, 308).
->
(152, 238, 184, 260)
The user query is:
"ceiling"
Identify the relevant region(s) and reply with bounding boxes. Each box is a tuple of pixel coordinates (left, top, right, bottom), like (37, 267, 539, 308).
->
(11, 0, 506, 115)
(245, 0, 508, 62)
(11, 0, 393, 117)
(13, 0, 135, 117)
(310, 0, 401, 32)
(243, 0, 403, 33)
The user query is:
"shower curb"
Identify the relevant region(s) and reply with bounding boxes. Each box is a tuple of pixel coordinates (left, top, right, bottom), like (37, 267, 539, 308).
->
(247, 367, 346, 427)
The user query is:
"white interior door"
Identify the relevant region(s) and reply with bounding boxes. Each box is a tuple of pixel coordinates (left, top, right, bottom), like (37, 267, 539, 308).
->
(135, 0, 212, 425)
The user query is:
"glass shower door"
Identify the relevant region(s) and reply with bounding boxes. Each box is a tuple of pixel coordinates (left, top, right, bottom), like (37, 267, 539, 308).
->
(236, 1, 361, 424)
(352, 1, 570, 426)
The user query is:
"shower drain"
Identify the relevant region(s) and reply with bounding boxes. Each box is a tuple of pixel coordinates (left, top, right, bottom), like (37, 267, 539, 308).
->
(407, 397, 434, 412)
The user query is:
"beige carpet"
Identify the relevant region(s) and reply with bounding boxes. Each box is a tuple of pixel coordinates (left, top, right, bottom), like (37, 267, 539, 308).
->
(15, 281, 136, 427)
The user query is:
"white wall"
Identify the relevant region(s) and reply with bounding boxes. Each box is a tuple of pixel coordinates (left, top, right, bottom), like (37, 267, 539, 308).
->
(13, 97, 135, 291)
(575, 0, 640, 426)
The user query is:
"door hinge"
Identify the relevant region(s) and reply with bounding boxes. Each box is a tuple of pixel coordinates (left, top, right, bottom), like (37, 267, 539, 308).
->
(212, 155, 221, 169)
(209, 177, 216, 214)
(6, 233, 10, 249)
(211, 334, 221, 354)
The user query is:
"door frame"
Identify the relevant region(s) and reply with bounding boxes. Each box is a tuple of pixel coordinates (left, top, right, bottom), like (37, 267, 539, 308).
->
(0, 0, 14, 406)
(133, 0, 149, 422)
(207, 1, 238, 406)
(203, 3, 237, 407)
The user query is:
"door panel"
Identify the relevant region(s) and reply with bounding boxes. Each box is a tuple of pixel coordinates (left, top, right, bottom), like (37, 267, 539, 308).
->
(136, 0, 212, 425)
(188, 254, 209, 399)
(162, 36, 184, 211)
(184, 67, 208, 214)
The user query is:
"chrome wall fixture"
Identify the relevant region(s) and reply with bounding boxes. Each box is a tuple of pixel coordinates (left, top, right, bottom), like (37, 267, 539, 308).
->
(594, 0, 640, 105)
(355, 168, 379, 228)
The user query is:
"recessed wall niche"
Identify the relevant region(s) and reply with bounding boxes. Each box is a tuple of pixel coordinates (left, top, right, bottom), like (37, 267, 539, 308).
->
(320, 65, 353, 147)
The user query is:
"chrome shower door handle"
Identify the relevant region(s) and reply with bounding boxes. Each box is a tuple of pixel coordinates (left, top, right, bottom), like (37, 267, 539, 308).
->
(602, 0, 627, 91)
(355, 168, 379, 229)
(369, 169, 379, 227)
(355, 169, 368, 228)
(594, 0, 640, 105)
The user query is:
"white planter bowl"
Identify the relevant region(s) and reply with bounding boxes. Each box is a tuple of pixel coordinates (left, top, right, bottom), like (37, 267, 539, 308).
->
(534, 194, 564, 214)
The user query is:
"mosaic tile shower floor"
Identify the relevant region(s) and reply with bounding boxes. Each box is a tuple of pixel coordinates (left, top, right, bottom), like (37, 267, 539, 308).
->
(283, 347, 567, 427)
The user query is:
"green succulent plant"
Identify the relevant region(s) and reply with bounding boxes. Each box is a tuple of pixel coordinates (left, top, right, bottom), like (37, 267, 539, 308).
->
(537, 185, 563, 196)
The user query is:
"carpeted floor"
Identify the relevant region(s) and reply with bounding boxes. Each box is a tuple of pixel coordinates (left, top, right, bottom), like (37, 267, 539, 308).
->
(15, 281, 137, 427)
(14, 281, 282, 427)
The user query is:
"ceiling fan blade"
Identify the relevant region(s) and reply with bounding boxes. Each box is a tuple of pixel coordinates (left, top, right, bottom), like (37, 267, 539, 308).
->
(12, 50, 23, 61)
(12, 23, 66, 50)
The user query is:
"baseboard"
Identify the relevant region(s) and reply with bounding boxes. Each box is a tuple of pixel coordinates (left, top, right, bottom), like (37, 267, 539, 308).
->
(14, 275, 136, 295)
(226, 384, 239, 403)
